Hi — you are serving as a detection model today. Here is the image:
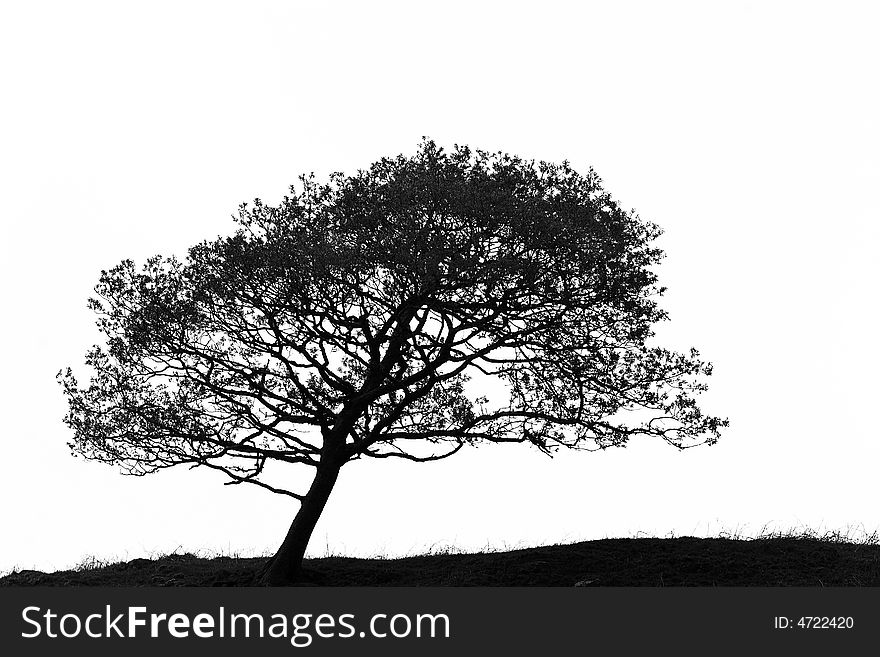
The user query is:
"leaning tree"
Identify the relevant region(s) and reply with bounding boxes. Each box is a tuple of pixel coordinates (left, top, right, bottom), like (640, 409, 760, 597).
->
(59, 140, 727, 584)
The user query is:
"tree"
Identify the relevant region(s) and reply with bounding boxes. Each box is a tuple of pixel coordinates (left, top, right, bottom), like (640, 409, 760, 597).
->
(59, 140, 727, 585)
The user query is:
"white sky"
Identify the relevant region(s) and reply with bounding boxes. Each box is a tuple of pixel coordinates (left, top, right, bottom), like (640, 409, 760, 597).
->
(1, 1, 878, 574)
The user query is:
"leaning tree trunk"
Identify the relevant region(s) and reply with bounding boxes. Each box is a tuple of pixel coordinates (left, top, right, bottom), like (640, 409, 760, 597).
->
(259, 461, 342, 585)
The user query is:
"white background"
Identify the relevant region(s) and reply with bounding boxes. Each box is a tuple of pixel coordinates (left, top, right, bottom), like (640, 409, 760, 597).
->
(1, 1, 878, 574)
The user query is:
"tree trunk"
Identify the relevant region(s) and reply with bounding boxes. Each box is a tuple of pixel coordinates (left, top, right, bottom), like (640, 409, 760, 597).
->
(259, 461, 342, 585)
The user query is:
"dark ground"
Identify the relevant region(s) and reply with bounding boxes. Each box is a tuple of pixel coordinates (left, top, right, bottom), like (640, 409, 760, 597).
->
(4, 535, 880, 586)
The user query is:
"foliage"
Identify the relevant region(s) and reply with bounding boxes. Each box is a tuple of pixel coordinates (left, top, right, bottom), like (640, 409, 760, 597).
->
(60, 140, 726, 499)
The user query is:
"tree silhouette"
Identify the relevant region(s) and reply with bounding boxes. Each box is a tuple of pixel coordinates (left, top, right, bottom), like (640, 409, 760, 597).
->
(59, 140, 727, 584)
